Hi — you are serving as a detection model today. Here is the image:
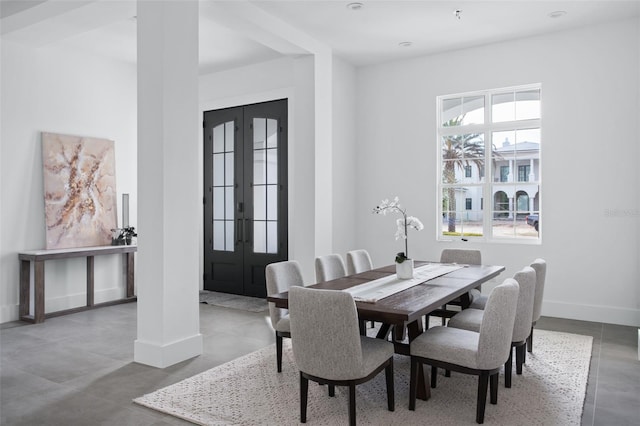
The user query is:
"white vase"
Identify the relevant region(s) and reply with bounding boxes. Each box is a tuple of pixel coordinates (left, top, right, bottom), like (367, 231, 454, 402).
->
(396, 258, 414, 279)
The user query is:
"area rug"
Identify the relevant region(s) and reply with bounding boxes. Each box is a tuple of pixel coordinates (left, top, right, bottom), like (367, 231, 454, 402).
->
(134, 329, 592, 425)
(199, 290, 268, 313)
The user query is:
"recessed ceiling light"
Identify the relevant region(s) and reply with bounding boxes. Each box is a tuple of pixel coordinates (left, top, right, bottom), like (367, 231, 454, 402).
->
(548, 10, 567, 18)
(346, 2, 364, 11)
(399, 41, 413, 48)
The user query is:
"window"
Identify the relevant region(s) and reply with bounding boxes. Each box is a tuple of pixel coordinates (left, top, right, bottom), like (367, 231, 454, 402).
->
(500, 166, 509, 183)
(437, 84, 541, 241)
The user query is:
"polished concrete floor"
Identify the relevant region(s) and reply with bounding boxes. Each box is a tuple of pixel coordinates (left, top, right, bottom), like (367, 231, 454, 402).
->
(1, 302, 638, 425)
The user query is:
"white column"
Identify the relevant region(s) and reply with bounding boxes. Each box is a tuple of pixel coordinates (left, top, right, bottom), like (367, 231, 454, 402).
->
(134, 0, 202, 368)
(529, 158, 535, 182)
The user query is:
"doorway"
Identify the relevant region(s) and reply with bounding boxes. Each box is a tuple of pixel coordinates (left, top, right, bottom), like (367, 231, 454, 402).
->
(203, 99, 288, 298)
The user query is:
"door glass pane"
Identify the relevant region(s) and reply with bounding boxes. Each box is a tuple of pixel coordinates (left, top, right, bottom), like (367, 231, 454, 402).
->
(266, 148, 277, 183)
(213, 221, 225, 250)
(213, 188, 224, 220)
(213, 154, 224, 185)
(213, 123, 224, 153)
(267, 185, 277, 220)
(254, 221, 266, 253)
(225, 187, 234, 219)
(267, 221, 277, 253)
(254, 149, 266, 185)
(225, 121, 234, 151)
(225, 153, 234, 184)
(267, 119, 278, 148)
(254, 186, 266, 220)
(253, 118, 266, 149)
(225, 220, 234, 250)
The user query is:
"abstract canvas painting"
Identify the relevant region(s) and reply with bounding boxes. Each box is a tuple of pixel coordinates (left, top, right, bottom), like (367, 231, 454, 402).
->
(42, 132, 117, 249)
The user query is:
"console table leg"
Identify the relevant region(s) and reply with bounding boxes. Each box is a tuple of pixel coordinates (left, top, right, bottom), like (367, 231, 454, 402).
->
(87, 256, 94, 307)
(126, 252, 135, 298)
(19, 260, 30, 318)
(34, 261, 45, 324)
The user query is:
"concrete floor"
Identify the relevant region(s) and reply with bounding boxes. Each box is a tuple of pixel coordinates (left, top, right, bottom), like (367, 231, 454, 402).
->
(1, 302, 638, 425)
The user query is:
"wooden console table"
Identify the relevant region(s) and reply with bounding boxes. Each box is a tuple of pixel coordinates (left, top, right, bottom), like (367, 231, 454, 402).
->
(19, 245, 137, 324)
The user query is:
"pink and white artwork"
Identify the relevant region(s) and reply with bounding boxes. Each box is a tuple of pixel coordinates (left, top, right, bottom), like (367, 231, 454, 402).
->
(42, 132, 117, 249)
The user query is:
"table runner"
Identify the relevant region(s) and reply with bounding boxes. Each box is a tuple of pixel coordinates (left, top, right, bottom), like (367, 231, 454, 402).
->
(344, 263, 463, 303)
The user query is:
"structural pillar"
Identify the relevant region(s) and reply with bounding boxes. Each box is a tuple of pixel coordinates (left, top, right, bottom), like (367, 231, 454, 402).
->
(134, 0, 202, 368)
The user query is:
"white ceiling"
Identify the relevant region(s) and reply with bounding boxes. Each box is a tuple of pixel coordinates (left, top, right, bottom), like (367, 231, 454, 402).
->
(1, 0, 639, 74)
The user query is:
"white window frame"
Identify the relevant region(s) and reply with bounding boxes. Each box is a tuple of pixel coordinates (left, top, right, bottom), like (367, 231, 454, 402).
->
(436, 83, 542, 244)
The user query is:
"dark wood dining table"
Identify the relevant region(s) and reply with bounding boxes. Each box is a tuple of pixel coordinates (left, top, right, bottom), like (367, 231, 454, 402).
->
(267, 260, 505, 400)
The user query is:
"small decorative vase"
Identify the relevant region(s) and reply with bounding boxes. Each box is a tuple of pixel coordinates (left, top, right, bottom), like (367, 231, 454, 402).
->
(396, 258, 414, 279)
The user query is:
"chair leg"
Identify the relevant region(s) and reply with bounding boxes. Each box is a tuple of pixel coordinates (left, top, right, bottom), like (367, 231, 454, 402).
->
(409, 358, 418, 410)
(527, 326, 533, 353)
(276, 333, 283, 373)
(490, 373, 498, 404)
(516, 344, 525, 375)
(445, 369, 451, 377)
(349, 383, 356, 426)
(328, 384, 335, 397)
(431, 366, 438, 388)
(359, 320, 366, 336)
(300, 373, 308, 423)
(477, 371, 489, 424)
(505, 347, 513, 388)
(385, 361, 395, 411)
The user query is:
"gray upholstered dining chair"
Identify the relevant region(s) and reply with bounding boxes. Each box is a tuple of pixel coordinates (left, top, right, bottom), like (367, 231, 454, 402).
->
(346, 249, 373, 275)
(315, 253, 347, 282)
(346, 249, 375, 329)
(429, 248, 483, 325)
(447, 266, 536, 388)
(289, 286, 395, 426)
(527, 258, 547, 354)
(265, 260, 304, 372)
(408, 279, 519, 424)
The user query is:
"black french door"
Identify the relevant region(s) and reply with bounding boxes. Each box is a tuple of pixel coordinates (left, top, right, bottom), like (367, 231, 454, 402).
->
(203, 99, 288, 298)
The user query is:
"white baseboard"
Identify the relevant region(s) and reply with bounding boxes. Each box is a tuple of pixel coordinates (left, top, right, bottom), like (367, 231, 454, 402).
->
(0, 305, 19, 324)
(0, 287, 127, 323)
(543, 299, 640, 327)
(134, 333, 203, 368)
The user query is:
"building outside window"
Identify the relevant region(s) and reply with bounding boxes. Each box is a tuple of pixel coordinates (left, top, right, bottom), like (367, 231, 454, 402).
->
(518, 165, 530, 182)
(500, 166, 509, 182)
(437, 84, 541, 241)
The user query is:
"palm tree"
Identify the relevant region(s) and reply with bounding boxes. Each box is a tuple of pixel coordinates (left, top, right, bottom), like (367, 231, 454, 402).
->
(442, 117, 484, 233)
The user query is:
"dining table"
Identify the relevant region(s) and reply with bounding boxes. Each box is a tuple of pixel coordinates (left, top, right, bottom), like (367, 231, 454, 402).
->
(267, 260, 505, 400)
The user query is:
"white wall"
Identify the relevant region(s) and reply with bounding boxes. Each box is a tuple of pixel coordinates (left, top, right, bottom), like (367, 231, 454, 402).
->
(0, 40, 137, 323)
(331, 56, 358, 257)
(355, 18, 640, 326)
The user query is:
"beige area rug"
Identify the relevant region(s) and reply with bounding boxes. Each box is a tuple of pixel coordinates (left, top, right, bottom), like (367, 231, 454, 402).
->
(134, 329, 592, 425)
(199, 291, 268, 313)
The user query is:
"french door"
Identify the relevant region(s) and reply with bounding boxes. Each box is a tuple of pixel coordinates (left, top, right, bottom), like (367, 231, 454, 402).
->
(203, 99, 288, 298)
